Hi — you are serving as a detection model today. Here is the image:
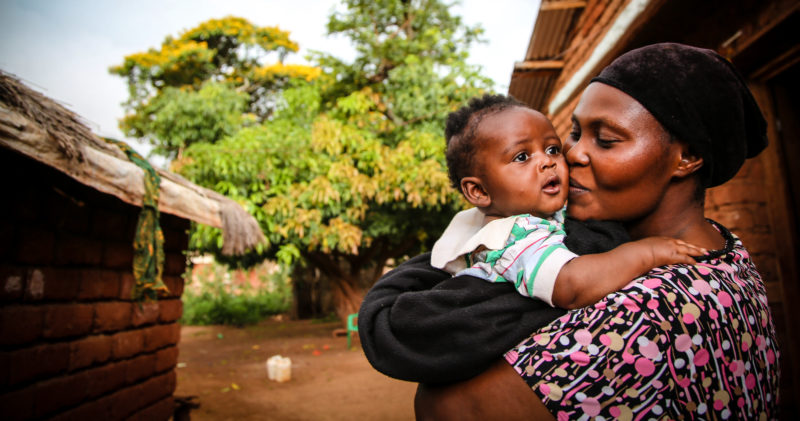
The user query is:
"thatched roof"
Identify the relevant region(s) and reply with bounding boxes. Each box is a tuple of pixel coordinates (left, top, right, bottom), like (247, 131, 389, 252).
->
(0, 71, 265, 255)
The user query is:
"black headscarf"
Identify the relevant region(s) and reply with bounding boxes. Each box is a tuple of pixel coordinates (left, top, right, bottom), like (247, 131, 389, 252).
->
(591, 42, 768, 187)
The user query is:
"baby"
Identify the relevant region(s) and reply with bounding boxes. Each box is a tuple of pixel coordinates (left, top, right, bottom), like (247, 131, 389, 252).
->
(432, 94, 705, 309)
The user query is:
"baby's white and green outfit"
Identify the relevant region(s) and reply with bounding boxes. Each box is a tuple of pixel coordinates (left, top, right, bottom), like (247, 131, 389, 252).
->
(431, 207, 577, 306)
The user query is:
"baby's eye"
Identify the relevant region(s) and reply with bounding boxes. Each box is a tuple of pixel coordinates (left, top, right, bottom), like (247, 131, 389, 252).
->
(545, 145, 561, 155)
(512, 152, 529, 162)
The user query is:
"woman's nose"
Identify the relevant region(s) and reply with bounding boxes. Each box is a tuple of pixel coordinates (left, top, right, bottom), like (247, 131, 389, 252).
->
(565, 139, 588, 166)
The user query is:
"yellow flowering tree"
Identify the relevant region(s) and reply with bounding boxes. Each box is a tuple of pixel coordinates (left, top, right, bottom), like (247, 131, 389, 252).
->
(110, 16, 319, 158)
(177, 0, 493, 319)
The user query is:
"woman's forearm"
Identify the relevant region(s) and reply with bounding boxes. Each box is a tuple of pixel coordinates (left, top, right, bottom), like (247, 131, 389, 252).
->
(358, 252, 564, 383)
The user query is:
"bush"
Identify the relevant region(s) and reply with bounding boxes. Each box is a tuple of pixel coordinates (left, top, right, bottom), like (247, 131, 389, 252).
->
(181, 259, 292, 326)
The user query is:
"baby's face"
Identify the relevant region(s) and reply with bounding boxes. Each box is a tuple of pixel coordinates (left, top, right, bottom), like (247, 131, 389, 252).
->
(474, 107, 568, 218)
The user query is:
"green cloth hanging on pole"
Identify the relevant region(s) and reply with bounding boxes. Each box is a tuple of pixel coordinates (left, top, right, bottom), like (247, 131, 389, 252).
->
(104, 138, 168, 301)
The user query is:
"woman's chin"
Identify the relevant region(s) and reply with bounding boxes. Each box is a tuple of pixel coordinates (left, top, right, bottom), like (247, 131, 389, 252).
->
(566, 203, 600, 221)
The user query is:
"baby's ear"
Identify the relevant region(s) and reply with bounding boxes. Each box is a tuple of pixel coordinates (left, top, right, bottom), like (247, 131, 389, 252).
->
(461, 177, 491, 208)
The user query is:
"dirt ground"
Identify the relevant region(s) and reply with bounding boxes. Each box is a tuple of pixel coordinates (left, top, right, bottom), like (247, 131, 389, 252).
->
(174, 318, 417, 421)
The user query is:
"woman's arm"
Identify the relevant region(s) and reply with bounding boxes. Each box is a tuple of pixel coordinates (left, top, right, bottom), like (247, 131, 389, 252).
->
(358, 252, 564, 383)
(415, 360, 554, 421)
(358, 219, 630, 383)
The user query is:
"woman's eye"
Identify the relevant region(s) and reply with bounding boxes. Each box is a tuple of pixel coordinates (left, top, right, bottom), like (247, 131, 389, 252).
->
(545, 145, 561, 155)
(513, 152, 529, 162)
(596, 138, 616, 148)
(568, 130, 580, 141)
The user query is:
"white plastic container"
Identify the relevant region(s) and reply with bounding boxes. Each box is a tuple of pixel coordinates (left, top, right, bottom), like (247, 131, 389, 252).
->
(266, 355, 292, 383)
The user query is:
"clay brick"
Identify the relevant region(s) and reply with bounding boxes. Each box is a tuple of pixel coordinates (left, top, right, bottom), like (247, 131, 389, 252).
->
(144, 323, 181, 352)
(47, 191, 91, 235)
(0, 305, 43, 346)
(0, 383, 35, 421)
(69, 334, 112, 371)
(706, 206, 757, 232)
(78, 269, 121, 300)
(119, 272, 136, 301)
(158, 299, 183, 323)
(6, 342, 70, 386)
(132, 301, 160, 326)
(111, 329, 145, 360)
(33, 371, 89, 418)
(25, 267, 81, 301)
(102, 242, 134, 269)
(42, 303, 94, 338)
(161, 275, 184, 298)
(90, 207, 133, 241)
(128, 396, 174, 421)
(705, 180, 766, 208)
(85, 361, 127, 398)
(734, 231, 774, 255)
(15, 226, 55, 265)
(93, 301, 132, 333)
(0, 265, 26, 302)
(751, 254, 780, 284)
(154, 346, 179, 373)
(141, 370, 177, 407)
(50, 396, 113, 421)
(0, 351, 9, 388)
(126, 352, 157, 384)
(163, 227, 189, 252)
(0, 223, 12, 265)
(54, 234, 103, 266)
(109, 383, 148, 420)
(164, 252, 186, 276)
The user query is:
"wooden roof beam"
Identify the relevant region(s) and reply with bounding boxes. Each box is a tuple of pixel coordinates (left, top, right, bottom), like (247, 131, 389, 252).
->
(540, 1, 587, 12)
(514, 60, 565, 71)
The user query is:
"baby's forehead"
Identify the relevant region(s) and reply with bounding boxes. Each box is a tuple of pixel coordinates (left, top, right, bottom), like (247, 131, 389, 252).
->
(476, 107, 558, 138)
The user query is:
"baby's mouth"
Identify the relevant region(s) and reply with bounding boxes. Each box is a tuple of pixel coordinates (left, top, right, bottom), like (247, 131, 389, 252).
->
(542, 175, 561, 194)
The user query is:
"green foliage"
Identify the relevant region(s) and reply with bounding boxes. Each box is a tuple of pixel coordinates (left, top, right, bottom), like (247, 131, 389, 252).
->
(117, 1, 496, 318)
(181, 261, 292, 326)
(122, 82, 253, 158)
(176, 0, 492, 318)
(110, 16, 319, 158)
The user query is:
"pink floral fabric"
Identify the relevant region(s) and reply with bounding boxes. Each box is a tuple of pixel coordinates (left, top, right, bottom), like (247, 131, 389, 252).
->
(506, 222, 780, 420)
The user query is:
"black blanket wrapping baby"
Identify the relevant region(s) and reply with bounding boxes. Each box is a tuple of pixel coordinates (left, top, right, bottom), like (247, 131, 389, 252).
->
(358, 218, 629, 384)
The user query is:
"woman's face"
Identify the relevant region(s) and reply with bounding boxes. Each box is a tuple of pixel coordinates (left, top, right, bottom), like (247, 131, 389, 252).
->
(565, 83, 682, 222)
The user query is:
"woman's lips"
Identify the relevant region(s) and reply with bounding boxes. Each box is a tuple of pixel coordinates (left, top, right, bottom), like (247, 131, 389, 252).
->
(568, 178, 589, 195)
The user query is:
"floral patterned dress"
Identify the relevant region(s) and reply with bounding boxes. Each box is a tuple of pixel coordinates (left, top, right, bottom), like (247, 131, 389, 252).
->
(506, 221, 780, 420)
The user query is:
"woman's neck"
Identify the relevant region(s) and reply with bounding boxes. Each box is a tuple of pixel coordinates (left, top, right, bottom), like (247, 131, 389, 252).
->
(625, 186, 726, 251)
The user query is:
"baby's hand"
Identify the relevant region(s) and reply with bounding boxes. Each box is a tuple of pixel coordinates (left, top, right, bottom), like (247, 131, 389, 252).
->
(634, 237, 708, 267)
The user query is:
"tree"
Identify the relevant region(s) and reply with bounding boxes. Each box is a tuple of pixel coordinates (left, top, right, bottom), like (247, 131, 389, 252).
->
(110, 16, 319, 159)
(177, 0, 494, 319)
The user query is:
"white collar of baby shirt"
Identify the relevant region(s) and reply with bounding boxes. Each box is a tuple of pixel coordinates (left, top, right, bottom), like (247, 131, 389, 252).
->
(431, 208, 519, 274)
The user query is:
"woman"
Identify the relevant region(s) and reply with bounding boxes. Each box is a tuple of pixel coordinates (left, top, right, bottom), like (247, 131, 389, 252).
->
(360, 43, 780, 419)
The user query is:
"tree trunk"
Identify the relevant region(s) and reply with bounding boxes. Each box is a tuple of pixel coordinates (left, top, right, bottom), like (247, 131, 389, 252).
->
(305, 252, 369, 322)
(329, 276, 365, 322)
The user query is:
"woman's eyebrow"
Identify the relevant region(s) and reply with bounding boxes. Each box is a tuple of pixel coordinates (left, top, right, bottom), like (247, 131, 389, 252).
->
(590, 118, 628, 134)
(573, 114, 629, 134)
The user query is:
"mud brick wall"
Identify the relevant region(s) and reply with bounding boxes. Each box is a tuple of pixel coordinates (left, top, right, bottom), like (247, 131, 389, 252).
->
(0, 149, 188, 420)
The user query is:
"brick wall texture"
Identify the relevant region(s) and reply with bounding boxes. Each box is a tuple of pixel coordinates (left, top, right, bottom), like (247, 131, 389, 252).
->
(1, 149, 189, 420)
